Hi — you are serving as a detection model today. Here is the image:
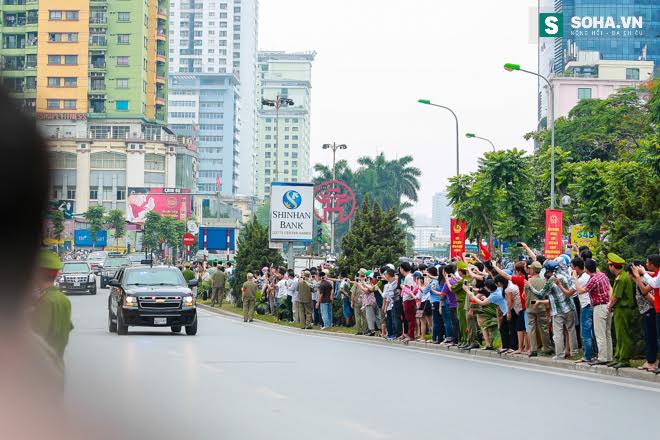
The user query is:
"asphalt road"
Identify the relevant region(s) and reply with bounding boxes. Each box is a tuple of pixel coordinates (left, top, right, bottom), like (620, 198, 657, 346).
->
(65, 288, 659, 440)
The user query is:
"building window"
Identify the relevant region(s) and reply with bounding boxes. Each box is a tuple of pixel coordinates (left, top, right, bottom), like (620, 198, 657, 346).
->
(116, 78, 128, 89)
(49, 11, 63, 20)
(63, 77, 77, 87)
(66, 189, 76, 200)
(65, 11, 79, 20)
(116, 189, 126, 201)
(145, 154, 165, 171)
(49, 152, 77, 169)
(47, 77, 60, 87)
(90, 152, 126, 169)
(64, 55, 78, 65)
(63, 99, 76, 109)
(117, 34, 130, 44)
(626, 68, 640, 81)
(115, 100, 128, 111)
(47, 99, 61, 109)
(117, 12, 130, 22)
(89, 187, 98, 200)
(577, 88, 592, 100)
(117, 56, 129, 66)
(48, 55, 62, 65)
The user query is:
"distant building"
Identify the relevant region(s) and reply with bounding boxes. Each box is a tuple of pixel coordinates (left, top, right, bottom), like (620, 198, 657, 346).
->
(551, 59, 654, 118)
(412, 226, 449, 251)
(431, 193, 452, 227)
(255, 51, 316, 199)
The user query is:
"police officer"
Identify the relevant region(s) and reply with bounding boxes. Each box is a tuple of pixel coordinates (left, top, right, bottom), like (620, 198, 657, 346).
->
(297, 271, 313, 329)
(182, 261, 195, 283)
(241, 273, 258, 322)
(211, 266, 227, 307)
(32, 250, 74, 367)
(607, 253, 635, 368)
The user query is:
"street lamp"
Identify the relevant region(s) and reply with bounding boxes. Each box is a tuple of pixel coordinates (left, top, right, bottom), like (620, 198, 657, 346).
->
(465, 133, 496, 152)
(417, 99, 460, 176)
(504, 62, 556, 209)
(261, 95, 295, 182)
(322, 142, 347, 256)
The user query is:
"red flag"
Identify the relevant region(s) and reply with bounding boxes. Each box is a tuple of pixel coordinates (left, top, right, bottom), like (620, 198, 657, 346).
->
(215, 176, 221, 190)
(450, 218, 466, 258)
(544, 209, 563, 259)
(479, 242, 491, 260)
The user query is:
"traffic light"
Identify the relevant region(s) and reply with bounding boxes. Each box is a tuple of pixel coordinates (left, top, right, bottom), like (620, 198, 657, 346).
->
(316, 225, 323, 242)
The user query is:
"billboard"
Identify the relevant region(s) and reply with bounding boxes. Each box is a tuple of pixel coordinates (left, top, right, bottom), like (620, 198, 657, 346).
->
(74, 229, 107, 247)
(450, 218, 467, 258)
(269, 182, 314, 241)
(126, 187, 190, 224)
(544, 209, 563, 260)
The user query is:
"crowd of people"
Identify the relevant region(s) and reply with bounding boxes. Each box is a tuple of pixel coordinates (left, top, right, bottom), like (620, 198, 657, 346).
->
(241, 244, 660, 373)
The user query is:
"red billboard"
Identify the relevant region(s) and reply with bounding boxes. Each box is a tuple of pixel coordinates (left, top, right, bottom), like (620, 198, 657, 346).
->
(544, 209, 563, 259)
(450, 218, 467, 258)
(126, 187, 190, 224)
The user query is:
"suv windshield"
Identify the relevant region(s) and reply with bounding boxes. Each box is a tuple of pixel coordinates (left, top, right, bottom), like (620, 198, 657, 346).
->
(124, 269, 186, 286)
(62, 263, 90, 274)
(88, 252, 107, 260)
(104, 257, 130, 268)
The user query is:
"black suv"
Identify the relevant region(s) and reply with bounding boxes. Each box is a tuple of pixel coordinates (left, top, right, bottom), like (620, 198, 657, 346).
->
(107, 266, 198, 336)
(100, 256, 131, 288)
(58, 261, 96, 295)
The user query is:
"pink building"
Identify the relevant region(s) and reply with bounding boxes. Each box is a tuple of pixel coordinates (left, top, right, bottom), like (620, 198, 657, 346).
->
(550, 59, 654, 119)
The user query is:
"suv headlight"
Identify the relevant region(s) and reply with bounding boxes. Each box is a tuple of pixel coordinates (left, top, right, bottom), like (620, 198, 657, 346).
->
(183, 296, 194, 307)
(123, 296, 137, 307)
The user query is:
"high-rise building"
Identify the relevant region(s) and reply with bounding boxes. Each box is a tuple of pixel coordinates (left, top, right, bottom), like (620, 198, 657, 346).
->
(0, 0, 193, 215)
(431, 192, 451, 228)
(255, 51, 315, 199)
(168, 0, 258, 196)
(538, 0, 659, 121)
(168, 73, 240, 195)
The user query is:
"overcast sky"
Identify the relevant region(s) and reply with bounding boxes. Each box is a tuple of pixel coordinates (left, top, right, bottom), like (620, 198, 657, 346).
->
(259, 0, 538, 220)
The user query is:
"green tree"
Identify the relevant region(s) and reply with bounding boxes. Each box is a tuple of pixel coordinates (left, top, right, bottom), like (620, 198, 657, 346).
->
(50, 209, 64, 254)
(254, 201, 270, 228)
(106, 209, 126, 250)
(83, 205, 106, 250)
(142, 211, 162, 254)
(338, 197, 405, 275)
(231, 215, 284, 306)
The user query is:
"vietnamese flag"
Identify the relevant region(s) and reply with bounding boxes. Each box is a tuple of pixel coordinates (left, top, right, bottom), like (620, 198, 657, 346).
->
(216, 176, 221, 190)
(479, 242, 491, 260)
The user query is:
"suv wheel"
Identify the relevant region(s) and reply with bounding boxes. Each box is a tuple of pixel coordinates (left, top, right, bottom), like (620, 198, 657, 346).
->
(116, 310, 128, 335)
(108, 310, 117, 333)
(185, 316, 197, 336)
(171, 325, 182, 333)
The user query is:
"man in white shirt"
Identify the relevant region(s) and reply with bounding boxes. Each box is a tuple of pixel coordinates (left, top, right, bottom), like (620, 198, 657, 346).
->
(632, 255, 660, 289)
(286, 269, 299, 323)
(556, 257, 593, 362)
(275, 274, 288, 322)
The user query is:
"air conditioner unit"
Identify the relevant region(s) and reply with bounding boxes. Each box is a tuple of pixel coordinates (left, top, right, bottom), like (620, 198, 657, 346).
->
(168, 146, 175, 153)
(78, 143, 89, 150)
(138, 144, 144, 150)
(128, 143, 137, 150)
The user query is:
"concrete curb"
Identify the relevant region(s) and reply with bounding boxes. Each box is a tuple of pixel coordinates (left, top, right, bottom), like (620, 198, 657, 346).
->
(198, 304, 660, 385)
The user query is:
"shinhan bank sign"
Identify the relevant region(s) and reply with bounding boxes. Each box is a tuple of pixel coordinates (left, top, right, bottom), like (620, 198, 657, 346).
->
(540, 13, 644, 38)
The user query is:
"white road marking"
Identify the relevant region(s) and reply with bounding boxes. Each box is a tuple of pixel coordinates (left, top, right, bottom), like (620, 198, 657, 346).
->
(199, 308, 660, 394)
(337, 420, 390, 439)
(255, 386, 287, 400)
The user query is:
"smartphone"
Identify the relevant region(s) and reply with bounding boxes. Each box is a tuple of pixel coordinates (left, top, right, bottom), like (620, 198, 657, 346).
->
(531, 300, 537, 305)
(516, 242, 523, 247)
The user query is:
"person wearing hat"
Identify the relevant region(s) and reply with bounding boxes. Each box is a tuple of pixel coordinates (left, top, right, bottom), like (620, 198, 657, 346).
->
(451, 261, 477, 349)
(210, 265, 227, 307)
(296, 271, 314, 329)
(524, 261, 553, 357)
(182, 261, 195, 284)
(241, 273, 257, 322)
(606, 253, 635, 368)
(350, 269, 368, 334)
(32, 250, 74, 365)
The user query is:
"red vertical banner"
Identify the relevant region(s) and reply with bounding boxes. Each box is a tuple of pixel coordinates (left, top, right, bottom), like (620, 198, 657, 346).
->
(450, 218, 467, 258)
(544, 209, 563, 259)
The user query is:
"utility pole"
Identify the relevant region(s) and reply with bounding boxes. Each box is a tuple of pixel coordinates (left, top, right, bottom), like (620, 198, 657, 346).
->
(322, 143, 347, 256)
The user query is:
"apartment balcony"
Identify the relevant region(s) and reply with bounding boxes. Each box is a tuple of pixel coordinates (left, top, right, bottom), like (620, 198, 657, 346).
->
(89, 16, 108, 25)
(156, 75, 166, 84)
(156, 52, 167, 63)
(156, 28, 167, 41)
(157, 8, 168, 20)
(156, 96, 166, 106)
(89, 37, 107, 47)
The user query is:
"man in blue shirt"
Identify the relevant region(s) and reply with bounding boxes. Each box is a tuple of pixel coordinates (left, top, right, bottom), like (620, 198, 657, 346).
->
(426, 266, 444, 344)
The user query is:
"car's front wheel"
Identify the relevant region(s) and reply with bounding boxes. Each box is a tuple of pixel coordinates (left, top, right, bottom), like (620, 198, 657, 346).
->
(108, 309, 117, 333)
(185, 316, 197, 336)
(116, 310, 128, 335)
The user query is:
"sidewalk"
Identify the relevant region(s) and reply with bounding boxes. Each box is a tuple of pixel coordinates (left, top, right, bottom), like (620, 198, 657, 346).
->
(198, 303, 660, 385)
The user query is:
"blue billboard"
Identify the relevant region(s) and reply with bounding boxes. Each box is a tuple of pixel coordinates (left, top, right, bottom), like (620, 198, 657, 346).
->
(74, 230, 107, 247)
(199, 227, 236, 251)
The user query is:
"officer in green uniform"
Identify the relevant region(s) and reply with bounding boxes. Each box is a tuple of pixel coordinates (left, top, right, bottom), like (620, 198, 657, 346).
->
(607, 253, 635, 368)
(450, 261, 472, 347)
(211, 266, 227, 307)
(241, 273, 258, 322)
(32, 250, 73, 368)
(182, 261, 195, 283)
(297, 271, 313, 329)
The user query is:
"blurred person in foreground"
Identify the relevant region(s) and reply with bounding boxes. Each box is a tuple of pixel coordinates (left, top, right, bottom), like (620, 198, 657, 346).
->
(0, 85, 101, 439)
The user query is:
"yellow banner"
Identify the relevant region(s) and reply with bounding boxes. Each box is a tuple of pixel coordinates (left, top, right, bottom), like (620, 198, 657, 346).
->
(570, 224, 597, 253)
